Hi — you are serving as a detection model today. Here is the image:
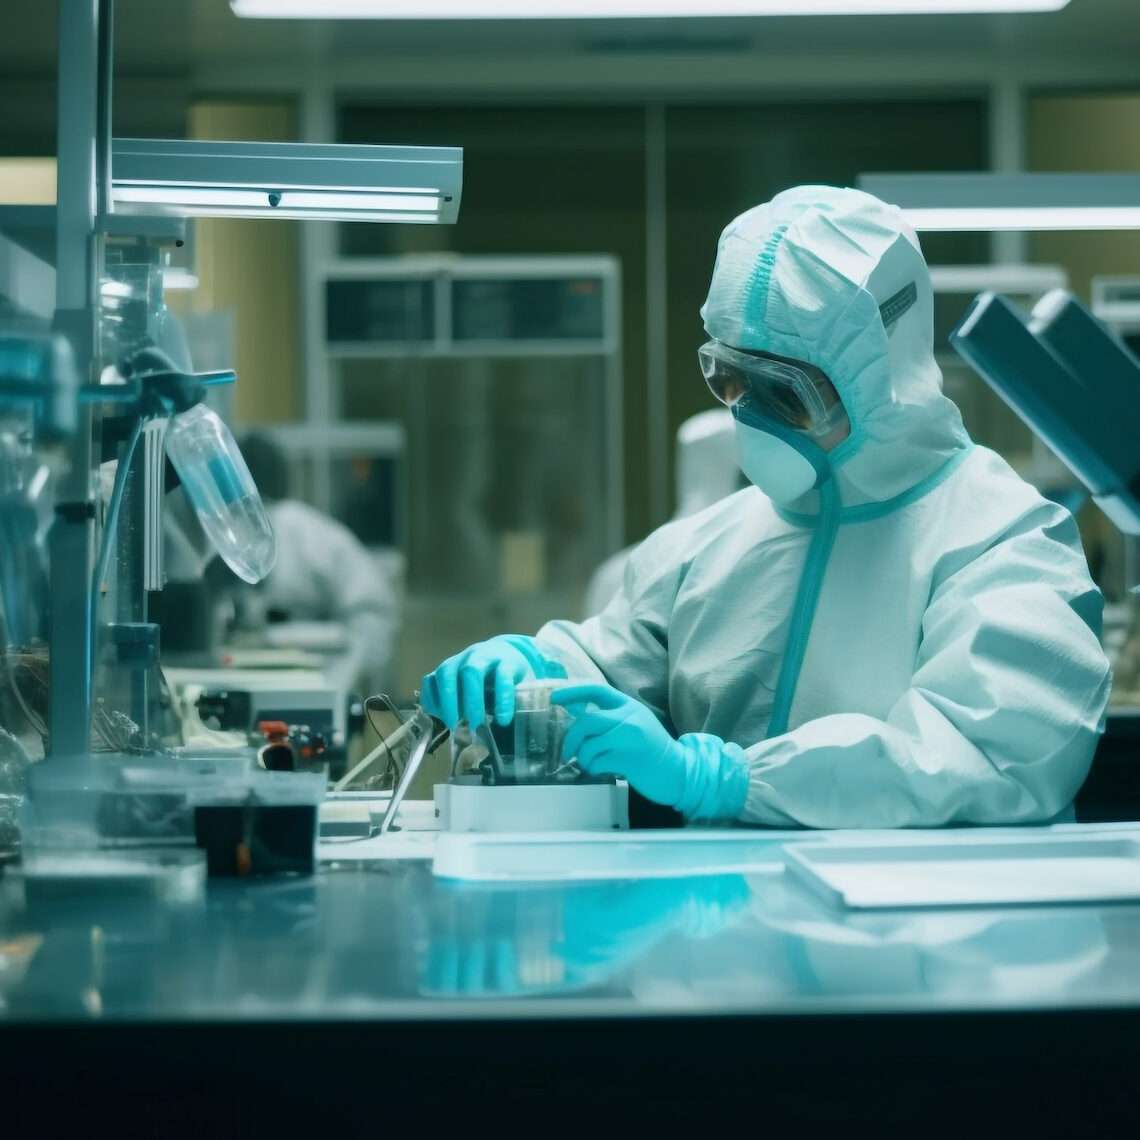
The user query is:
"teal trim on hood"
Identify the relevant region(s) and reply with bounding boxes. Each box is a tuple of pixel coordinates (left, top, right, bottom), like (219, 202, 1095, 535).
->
(775, 443, 975, 529)
(766, 471, 842, 739)
(700, 188, 971, 508)
(746, 223, 788, 317)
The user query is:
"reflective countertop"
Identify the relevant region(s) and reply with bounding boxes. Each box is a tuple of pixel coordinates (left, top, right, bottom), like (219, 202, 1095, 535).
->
(4, 832, 1140, 1022)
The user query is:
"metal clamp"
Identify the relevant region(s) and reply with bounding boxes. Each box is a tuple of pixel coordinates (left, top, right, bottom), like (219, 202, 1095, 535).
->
(378, 721, 433, 836)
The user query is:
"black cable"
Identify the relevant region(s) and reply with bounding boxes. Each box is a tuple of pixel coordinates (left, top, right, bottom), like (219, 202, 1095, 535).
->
(362, 693, 413, 789)
(362, 697, 389, 740)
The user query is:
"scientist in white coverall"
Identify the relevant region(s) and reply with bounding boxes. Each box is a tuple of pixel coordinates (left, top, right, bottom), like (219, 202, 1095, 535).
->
(237, 433, 399, 694)
(422, 185, 1111, 828)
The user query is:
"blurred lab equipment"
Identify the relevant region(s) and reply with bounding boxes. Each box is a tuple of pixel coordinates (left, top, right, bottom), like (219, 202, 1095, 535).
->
(1090, 277, 1140, 703)
(231, 430, 399, 696)
(253, 421, 404, 545)
(950, 290, 1140, 536)
(320, 255, 622, 689)
(0, 408, 52, 655)
(165, 666, 346, 756)
(0, 331, 77, 852)
(0, 333, 78, 680)
(1092, 276, 1140, 360)
(0, 0, 466, 882)
(952, 287, 1140, 706)
(585, 408, 740, 616)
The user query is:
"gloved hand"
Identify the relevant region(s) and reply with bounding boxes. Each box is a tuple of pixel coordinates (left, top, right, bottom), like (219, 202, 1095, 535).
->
(420, 634, 566, 729)
(552, 683, 751, 822)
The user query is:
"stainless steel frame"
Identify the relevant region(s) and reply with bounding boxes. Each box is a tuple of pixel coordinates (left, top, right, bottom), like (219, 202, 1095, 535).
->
(48, 0, 106, 758)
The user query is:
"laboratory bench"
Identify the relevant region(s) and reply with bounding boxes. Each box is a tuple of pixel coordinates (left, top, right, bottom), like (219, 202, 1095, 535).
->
(3, 816, 1140, 1134)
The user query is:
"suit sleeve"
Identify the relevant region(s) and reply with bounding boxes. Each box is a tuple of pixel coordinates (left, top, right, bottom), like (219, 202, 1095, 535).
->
(536, 525, 687, 728)
(736, 506, 1112, 827)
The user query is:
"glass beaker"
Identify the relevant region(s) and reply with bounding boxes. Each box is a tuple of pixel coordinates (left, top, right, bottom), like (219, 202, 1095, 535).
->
(511, 679, 574, 782)
(448, 678, 576, 785)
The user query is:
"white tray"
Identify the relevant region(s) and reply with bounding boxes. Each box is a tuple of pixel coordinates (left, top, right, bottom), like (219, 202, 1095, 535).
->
(432, 829, 799, 881)
(784, 834, 1140, 910)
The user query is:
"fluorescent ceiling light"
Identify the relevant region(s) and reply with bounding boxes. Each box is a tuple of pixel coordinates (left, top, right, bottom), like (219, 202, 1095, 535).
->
(114, 187, 441, 218)
(111, 139, 461, 224)
(233, 0, 1070, 15)
(1091, 277, 1140, 331)
(858, 173, 1140, 232)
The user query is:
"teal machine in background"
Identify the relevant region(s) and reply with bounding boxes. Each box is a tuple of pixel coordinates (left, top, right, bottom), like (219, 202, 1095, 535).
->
(951, 287, 1140, 820)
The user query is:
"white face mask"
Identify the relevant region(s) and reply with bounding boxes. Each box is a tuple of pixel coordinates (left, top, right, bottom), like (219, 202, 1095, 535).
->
(734, 418, 819, 505)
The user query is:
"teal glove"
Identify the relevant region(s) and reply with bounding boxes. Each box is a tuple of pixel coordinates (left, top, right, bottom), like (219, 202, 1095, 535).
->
(552, 683, 751, 822)
(421, 635, 566, 729)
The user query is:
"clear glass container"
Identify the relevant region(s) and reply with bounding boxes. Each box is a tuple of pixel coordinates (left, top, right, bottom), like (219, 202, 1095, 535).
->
(511, 679, 573, 781)
(165, 403, 277, 584)
(450, 678, 577, 786)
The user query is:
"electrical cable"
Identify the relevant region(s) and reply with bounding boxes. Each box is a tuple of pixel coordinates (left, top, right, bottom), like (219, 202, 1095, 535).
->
(4, 652, 46, 739)
(333, 697, 421, 792)
(363, 694, 404, 784)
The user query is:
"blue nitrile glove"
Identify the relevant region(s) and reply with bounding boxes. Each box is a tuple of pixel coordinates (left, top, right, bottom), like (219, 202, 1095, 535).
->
(552, 683, 751, 822)
(420, 634, 567, 729)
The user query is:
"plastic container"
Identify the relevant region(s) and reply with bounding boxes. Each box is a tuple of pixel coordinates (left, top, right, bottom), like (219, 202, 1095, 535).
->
(512, 679, 574, 781)
(449, 678, 579, 785)
(165, 403, 276, 584)
(23, 750, 325, 852)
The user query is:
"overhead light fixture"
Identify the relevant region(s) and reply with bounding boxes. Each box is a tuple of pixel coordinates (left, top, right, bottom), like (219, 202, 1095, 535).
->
(857, 173, 1140, 232)
(231, 1, 1070, 16)
(111, 139, 462, 224)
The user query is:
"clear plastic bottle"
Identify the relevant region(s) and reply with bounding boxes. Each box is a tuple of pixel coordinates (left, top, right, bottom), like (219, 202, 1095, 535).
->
(164, 403, 277, 584)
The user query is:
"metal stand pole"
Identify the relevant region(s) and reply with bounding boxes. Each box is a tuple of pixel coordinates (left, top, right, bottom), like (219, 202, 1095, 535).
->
(47, 0, 110, 758)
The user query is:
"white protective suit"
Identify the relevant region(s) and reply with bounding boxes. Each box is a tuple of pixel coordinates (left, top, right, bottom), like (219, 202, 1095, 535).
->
(259, 499, 398, 693)
(584, 409, 739, 617)
(537, 185, 1111, 828)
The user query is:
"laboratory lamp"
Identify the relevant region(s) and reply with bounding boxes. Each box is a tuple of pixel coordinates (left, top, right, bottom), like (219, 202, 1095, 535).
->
(857, 173, 1140, 232)
(111, 139, 462, 224)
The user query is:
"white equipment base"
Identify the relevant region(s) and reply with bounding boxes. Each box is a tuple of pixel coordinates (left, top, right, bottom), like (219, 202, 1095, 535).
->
(435, 781, 629, 833)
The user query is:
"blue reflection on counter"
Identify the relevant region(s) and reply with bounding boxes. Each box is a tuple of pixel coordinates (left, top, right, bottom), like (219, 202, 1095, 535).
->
(422, 874, 753, 998)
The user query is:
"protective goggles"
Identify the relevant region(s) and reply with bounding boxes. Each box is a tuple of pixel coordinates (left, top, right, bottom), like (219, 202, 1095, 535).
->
(698, 339, 847, 439)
